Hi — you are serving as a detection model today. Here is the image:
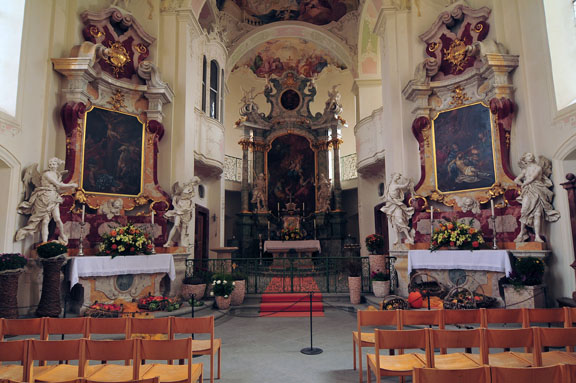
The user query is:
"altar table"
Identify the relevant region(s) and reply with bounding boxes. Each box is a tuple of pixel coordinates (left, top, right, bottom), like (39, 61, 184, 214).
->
(407, 249, 512, 276)
(264, 240, 321, 253)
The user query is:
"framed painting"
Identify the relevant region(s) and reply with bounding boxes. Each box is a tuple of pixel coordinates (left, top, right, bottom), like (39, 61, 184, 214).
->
(81, 106, 145, 196)
(432, 102, 496, 193)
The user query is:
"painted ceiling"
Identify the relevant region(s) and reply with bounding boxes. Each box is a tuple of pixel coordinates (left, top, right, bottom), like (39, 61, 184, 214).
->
(231, 38, 347, 78)
(218, 0, 360, 26)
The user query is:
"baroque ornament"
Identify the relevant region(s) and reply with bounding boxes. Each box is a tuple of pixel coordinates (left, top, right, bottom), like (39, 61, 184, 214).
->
(105, 41, 131, 78)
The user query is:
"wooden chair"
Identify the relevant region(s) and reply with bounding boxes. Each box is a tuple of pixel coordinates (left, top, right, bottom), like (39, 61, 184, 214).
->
(400, 309, 444, 329)
(481, 308, 525, 328)
(87, 317, 129, 340)
(138, 338, 203, 383)
(490, 365, 566, 383)
(354, 310, 401, 383)
(442, 309, 484, 329)
(83, 339, 147, 382)
(534, 327, 576, 366)
(0, 339, 29, 382)
(412, 366, 490, 383)
(525, 308, 567, 328)
(426, 328, 482, 370)
(366, 328, 428, 383)
(0, 318, 45, 340)
(27, 339, 84, 383)
(566, 307, 576, 328)
(127, 318, 170, 340)
(478, 327, 538, 367)
(86, 378, 160, 383)
(170, 317, 220, 383)
(42, 318, 89, 340)
(565, 363, 576, 383)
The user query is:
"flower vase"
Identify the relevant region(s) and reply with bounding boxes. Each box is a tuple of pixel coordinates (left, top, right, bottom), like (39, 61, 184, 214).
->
(215, 295, 231, 310)
(230, 280, 246, 306)
(36, 254, 68, 318)
(180, 283, 206, 301)
(348, 276, 362, 304)
(0, 269, 24, 319)
(372, 280, 390, 298)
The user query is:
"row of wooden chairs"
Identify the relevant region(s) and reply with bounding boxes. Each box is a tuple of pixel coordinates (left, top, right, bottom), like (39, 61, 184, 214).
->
(354, 307, 576, 382)
(0, 316, 220, 383)
(413, 364, 576, 383)
(366, 327, 576, 383)
(0, 379, 160, 383)
(0, 338, 202, 383)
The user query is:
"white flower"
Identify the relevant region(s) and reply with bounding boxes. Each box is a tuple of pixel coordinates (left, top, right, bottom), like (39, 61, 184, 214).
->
(212, 281, 216, 285)
(210, 291, 214, 296)
(223, 280, 227, 284)
(232, 281, 236, 286)
(216, 280, 221, 284)
(224, 295, 228, 298)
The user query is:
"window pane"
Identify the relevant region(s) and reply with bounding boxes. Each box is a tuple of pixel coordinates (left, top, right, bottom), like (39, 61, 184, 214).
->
(202, 56, 207, 112)
(210, 90, 218, 119)
(0, 0, 26, 116)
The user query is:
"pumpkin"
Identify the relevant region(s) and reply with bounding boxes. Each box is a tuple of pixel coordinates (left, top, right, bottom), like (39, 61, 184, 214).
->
(408, 291, 423, 309)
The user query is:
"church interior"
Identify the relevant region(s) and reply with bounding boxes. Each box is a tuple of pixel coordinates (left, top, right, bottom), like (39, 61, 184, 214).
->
(2, 0, 576, 380)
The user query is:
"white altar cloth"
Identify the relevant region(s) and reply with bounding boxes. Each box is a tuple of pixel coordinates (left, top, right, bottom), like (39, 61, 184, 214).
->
(408, 250, 512, 276)
(264, 240, 321, 253)
(68, 254, 176, 288)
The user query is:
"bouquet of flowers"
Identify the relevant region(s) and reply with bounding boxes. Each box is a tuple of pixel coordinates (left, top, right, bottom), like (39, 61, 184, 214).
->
(210, 273, 236, 298)
(280, 227, 303, 241)
(365, 234, 384, 254)
(430, 219, 485, 251)
(98, 223, 154, 258)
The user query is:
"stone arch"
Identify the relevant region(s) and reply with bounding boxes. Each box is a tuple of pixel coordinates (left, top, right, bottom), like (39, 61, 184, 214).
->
(0, 145, 21, 252)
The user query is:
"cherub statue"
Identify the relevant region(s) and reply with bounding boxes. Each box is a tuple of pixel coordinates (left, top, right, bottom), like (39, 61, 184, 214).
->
(316, 173, 331, 213)
(514, 153, 560, 242)
(15, 157, 78, 244)
(327, 84, 341, 106)
(163, 177, 200, 247)
(251, 173, 267, 213)
(454, 196, 481, 214)
(99, 198, 124, 219)
(380, 173, 415, 245)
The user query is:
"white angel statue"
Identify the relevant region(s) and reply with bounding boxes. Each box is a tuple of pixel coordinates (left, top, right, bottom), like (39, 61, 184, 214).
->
(15, 157, 78, 244)
(514, 153, 560, 242)
(380, 173, 415, 245)
(163, 177, 200, 247)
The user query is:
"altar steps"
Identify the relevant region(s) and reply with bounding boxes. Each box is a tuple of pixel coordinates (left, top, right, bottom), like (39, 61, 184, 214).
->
(259, 293, 324, 317)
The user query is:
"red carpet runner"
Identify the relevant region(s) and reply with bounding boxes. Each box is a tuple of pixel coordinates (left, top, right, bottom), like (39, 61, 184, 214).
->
(259, 277, 324, 317)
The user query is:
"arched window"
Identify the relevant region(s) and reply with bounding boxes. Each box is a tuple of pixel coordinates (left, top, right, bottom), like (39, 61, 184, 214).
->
(201, 56, 207, 112)
(0, 0, 26, 117)
(209, 59, 219, 119)
(220, 68, 225, 123)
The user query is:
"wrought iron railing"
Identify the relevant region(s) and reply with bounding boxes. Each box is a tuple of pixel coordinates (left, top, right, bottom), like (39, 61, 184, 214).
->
(224, 155, 242, 182)
(341, 153, 358, 181)
(185, 255, 397, 294)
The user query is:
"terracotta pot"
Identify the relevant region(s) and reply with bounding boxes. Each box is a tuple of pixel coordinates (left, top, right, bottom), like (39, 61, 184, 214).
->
(348, 276, 362, 304)
(215, 295, 231, 310)
(180, 283, 206, 301)
(372, 280, 390, 298)
(369, 254, 387, 274)
(230, 280, 246, 306)
(0, 269, 23, 319)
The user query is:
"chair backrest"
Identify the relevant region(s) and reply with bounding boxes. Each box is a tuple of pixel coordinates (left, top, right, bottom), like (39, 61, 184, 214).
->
(357, 310, 401, 332)
(170, 316, 214, 344)
(442, 309, 484, 328)
(481, 308, 525, 327)
(138, 337, 193, 362)
(490, 365, 565, 383)
(128, 317, 171, 339)
(28, 338, 85, 364)
(0, 338, 28, 365)
(566, 307, 576, 328)
(400, 309, 444, 328)
(374, 328, 428, 357)
(564, 363, 576, 383)
(0, 318, 44, 340)
(84, 339, 137, 363)
(481, 328, 537, 365)
(88, 317, 129, 339)
(525, 308, 567, 328)
(427, 328, 482, 366)
(535, 326, 576, 353)
(413, 366, 490, 383)
(43, 317, 89, 340)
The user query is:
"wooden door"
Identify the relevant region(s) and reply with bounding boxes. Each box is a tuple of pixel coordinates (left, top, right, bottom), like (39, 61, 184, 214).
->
(195, 205, 209, 264)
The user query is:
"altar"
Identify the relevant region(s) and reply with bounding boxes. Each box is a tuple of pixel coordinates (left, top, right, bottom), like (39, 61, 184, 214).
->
(67, 254, 177, 314)
(264, 240, 321, 268)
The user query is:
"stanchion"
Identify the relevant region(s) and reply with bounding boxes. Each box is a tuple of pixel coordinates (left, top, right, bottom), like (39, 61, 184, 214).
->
(300, 291, 323, 355)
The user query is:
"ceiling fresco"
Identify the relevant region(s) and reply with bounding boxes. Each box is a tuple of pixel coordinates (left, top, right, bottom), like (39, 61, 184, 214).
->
(231, 37, 348, 78)
(218, 0, 360, 26)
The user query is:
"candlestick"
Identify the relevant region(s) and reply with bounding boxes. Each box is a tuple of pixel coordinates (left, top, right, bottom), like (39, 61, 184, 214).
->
(151, 210, 155, 225)
(490, 199, 495, 217)
(78, 222, 85, 256)
(302, 202, 305, 213)
(81, 204, 85, 223)
(277, 202, 280, 215)
(430, 206, 434, 239)
(491, 215, 498, 250)
(267, 221, 271, 240)
(313, 218, 317, 240)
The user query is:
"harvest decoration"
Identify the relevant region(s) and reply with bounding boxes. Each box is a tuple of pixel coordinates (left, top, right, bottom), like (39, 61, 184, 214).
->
(430, 219, 485, 251)
(98, 223, 154, 258)
(137, 294, 181, 312)
(280, 227, 303, 241)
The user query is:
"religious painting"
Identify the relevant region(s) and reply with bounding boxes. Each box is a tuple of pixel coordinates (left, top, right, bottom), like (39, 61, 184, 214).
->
(81, 106, 145, 196)
(432, 102, 496, 193)
(267, 134, 315, 214)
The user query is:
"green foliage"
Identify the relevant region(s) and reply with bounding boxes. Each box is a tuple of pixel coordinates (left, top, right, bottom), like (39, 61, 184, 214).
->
(0, 253, 27, 272)
(371, 271, 390, 281)
(210, 273, 235, 297)
(504, 257, 545, 287)
(365, 234, 384, 253)
(36, 241, 67, 259)
(183, 268, 213, 284)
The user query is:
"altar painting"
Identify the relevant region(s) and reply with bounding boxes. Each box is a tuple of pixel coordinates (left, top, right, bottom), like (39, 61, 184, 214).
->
(267, 134, 315, 213)
(433, 102, 496, 193)
(81, 106, 144, 196)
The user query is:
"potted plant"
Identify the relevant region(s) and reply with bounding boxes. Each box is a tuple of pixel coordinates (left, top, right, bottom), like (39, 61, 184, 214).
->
(210, 272, 235, 310)
(230, 268, 247, 306)
(347, 257, 363, 304)
(35, 241, 68, 317)
(502, 257, 546, 309)
(0, 253, 27, 319)
(180, 269, 212, 302)
(365, 234, 384, 254)
(371, 270, 390, 298)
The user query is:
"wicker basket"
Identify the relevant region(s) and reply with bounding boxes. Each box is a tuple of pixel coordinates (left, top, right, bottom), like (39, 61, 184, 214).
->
(408, 272, 447, 298)
(379, 295, 408, 311)
(443, 286, 477, 310)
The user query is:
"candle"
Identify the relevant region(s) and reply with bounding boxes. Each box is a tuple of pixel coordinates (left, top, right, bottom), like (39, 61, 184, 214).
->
(151, 210, 155, 225)
(491, 199, 495, 217)
(268, 221, 270, 231)
(302, 202, 305, 213)
(81, 204, 85, 223)
(430, 206, 434, 222)
(277, 202, 280, 215)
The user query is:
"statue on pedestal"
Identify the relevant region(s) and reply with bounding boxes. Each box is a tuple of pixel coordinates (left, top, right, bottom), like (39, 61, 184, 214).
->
(15, 157, 78, 245)
(514, 153, 560, 242)
(316, 173, 331, 213)
(251, 173, 267, 213)
(163, 177, 199, 247)
(380, 173, 415, 245)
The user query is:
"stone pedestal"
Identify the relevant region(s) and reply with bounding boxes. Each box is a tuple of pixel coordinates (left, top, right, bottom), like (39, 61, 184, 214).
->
(210, 247, 238, 273)
(503, 284, 546, 309)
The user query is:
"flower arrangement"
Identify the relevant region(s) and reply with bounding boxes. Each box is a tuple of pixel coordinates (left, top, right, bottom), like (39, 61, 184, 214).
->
(98, 223, 154, 258)
(371, 270, 390, 281)
(0, 253, 27, 272)
(36, 241, 67, 259)
(365, 234, 384, 254)
(280, 227, 303, 241)
(138, 294, 182, 312)
(210, 273, 236, 298)
(504, 257, 544, 287)
(430, 219, 485, 251)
